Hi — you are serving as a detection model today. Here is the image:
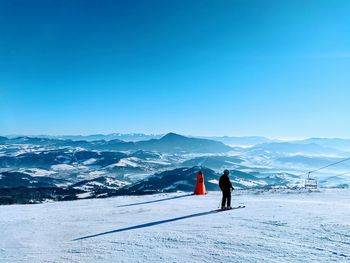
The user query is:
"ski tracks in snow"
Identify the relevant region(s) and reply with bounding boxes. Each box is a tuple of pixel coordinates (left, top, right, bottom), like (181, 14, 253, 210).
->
(1, 190, 350, 262)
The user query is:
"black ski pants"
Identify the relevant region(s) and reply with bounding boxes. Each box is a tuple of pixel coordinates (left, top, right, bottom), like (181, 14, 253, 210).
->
(221, 190, 231, 208)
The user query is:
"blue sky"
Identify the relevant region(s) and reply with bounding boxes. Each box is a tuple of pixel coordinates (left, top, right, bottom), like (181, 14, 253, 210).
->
(0, 0, 350, 138)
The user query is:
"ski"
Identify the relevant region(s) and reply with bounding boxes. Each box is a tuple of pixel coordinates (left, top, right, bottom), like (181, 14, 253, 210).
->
(213, 205, 245, 212)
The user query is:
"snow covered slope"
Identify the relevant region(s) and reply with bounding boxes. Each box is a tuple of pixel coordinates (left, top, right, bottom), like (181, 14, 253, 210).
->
(1, 189, 349, 262)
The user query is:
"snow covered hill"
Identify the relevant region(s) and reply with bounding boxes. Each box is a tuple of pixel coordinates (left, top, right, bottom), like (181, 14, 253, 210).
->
(123, 167, 297, 195)
(1, 189, 349, 262)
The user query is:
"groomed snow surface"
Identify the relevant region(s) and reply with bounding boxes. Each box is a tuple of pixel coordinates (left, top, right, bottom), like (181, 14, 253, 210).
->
(1, 190, 350, 263)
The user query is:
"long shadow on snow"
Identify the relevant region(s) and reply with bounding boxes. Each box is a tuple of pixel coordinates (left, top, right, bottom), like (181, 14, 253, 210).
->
(73, 209, 223, 241)
(116, 193, 193, 208)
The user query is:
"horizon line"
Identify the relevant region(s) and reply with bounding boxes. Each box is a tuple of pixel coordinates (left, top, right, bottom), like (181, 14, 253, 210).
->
(2, 132, 350, 141)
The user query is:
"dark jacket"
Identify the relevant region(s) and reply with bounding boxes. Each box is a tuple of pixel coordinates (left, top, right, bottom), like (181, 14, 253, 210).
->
(219, 174, 233, 192)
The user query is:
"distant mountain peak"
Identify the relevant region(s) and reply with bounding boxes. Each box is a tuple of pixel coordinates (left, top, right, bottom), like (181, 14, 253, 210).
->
(160, 132, 186, 140)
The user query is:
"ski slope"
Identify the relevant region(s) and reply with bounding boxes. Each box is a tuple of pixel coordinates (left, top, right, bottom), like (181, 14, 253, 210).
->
(1, 190, 349, 263)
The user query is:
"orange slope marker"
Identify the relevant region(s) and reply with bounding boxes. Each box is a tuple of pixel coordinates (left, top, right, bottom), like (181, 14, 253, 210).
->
(194, 170, 207, 195)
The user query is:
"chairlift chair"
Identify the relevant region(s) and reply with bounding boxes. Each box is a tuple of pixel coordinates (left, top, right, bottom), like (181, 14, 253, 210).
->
(304, 172, 318, 189)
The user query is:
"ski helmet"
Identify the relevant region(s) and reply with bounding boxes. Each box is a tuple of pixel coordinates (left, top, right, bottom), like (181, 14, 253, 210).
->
(224, 169, 230, 175)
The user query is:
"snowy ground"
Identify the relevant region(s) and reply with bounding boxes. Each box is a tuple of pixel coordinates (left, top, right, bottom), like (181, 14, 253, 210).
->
(1, 190, 350, 263)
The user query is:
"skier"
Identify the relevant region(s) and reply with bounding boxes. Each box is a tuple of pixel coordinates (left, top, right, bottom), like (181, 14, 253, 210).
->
(219, 169, 234, 210)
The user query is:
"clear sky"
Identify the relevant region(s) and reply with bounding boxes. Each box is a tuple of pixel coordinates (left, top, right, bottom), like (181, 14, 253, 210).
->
(0, 0, 349, 138)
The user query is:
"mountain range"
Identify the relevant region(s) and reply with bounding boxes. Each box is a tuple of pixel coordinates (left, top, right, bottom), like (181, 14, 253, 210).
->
(1, 132, 350, 205)
(0, 133, 232, 153)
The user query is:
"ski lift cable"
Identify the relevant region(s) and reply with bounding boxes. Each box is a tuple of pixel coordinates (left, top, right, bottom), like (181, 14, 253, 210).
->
(307, 156, 350, 175)
(299, 156, 350, 178)
(334, 170, 350, 177)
